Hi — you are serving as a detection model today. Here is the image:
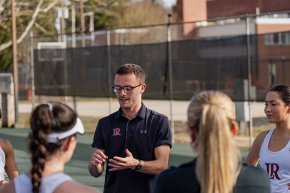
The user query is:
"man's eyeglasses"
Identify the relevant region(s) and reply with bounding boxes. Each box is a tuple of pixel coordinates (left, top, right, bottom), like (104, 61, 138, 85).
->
(112, 84, 142, 93)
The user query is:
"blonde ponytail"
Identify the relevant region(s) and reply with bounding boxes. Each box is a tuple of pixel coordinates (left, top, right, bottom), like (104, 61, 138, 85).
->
(188, 91, 240, 193)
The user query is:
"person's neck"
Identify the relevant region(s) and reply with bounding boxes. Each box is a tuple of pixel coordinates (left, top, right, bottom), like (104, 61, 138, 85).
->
(275, 120, 290, 137)
(122, 103, 142, 120)
(42, 158, 65, 177)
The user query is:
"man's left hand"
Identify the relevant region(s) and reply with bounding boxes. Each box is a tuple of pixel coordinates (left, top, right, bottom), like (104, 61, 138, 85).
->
(108, 149, 138, 171)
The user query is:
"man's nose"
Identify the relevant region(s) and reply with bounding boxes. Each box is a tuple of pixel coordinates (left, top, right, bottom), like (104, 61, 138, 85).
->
(119, 88, 126, 94)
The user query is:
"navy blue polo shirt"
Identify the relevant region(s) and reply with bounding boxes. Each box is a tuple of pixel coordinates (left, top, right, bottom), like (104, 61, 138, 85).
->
(91, 103, 172, 193)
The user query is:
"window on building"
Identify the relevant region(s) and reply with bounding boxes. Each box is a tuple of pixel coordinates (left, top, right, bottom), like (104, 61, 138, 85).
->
(264, 34, 273, 45)
(264, 32, 290, 45)
(281, 32, 290, 45)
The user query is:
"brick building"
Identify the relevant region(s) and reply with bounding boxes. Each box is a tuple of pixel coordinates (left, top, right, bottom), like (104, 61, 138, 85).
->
(174, 0, 290, 22)
(173, 0, 290, 94)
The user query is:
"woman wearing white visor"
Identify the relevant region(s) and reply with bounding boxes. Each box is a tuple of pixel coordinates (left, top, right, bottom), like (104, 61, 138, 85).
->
(0, 102, 99, 193)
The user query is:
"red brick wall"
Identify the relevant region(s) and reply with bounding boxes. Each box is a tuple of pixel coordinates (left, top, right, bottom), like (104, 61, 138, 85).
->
(256, 24, 290, 88)
(175, 0, 290, 21)
(207, 0, 259, 18)
(207, 0, 290, 18)
(257, 24, 290, 34)
(175, 0, 207, 37)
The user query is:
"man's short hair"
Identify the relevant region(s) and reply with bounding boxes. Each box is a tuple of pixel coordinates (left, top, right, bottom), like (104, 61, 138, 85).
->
(115, 64, 145, 84)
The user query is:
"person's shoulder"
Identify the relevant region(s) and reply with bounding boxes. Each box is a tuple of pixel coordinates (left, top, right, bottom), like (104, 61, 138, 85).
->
(0, 139, 13, 154)
(146, 107, 168, 120)
(239, 162, 267, 176)
(0, 139, 12, 146)
(257, 129, 271, 139)
(236, 163, 270, 191)
(53, 181, 100, 193)
(253, 129, 271, 145)
(98, 111, 118, 122)
(154, 160, 199, 193)
(157, 160, 196, 181)
(0, 180, 16, 193)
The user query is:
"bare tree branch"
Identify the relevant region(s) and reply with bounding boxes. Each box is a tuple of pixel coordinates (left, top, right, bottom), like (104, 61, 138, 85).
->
(0, 0, 59, 52)
(40, 0, 58, 12)
(16, 0, 44, 44)
(35, 22, 54, 35)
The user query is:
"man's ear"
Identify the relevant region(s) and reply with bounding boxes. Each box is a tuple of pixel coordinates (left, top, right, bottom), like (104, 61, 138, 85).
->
(231, 122, 239, 136)
(140, 84, 146, 94)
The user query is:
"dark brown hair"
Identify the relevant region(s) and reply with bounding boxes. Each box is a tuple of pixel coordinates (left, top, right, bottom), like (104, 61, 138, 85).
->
(115, 64, 145, 84)
(29, 102, 77, 193)
(270, 84, 290, 105)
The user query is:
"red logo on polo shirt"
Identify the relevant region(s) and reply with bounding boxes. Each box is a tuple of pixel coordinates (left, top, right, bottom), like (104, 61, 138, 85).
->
(112, 128, 121, 136)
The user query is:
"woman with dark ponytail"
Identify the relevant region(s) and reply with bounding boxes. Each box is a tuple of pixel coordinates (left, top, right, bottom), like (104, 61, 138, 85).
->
(0, 102, 99, 193)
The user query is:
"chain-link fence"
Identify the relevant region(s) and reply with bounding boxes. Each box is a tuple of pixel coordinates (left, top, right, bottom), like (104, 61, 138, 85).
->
(28, 12, 290, 102)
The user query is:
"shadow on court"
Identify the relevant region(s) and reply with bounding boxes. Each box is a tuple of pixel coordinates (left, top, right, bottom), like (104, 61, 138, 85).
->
(0, 128, 248, 192)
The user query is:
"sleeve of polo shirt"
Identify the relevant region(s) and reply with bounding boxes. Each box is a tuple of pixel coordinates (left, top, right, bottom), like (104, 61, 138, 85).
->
(155, 116, 172, 148)
(91, 120, 105, 149)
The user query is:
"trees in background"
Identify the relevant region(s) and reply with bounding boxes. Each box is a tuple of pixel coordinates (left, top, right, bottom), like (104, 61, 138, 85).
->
(114, 0, 168, 27)
(0, 0, 170, 71)
(0, 0, 59, 71)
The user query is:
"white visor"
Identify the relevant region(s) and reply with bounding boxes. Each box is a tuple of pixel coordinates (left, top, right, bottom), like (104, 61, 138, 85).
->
(47, 118, 85, 143)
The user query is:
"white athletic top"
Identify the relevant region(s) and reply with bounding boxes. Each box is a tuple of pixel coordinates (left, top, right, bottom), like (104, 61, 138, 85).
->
(0, 147, 6, 181)
(14, 173, 72, 193)
(259, 128, 290, 193)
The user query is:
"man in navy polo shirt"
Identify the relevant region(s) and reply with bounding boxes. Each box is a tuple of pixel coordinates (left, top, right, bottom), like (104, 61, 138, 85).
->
(88, 63, 172, 193)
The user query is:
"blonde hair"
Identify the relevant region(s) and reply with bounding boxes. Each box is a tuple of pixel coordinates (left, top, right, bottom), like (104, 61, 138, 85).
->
(187, 91, 240, 193)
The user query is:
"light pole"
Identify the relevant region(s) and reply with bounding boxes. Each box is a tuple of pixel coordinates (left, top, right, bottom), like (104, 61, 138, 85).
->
(71, 0, 76, 47)
(246, 16, 253, 147)
(71, 0, 77, 110)
(11, 0, 19, 125)
(80, 0, 85, 47)
(167, 13, 175, 143)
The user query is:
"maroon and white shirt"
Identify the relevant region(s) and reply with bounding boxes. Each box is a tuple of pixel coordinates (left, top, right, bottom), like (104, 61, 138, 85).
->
(259, 128, 290, 193)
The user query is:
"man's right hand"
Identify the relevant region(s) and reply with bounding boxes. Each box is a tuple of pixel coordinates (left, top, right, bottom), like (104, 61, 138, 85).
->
(90, 148, 107, 166)
(88, 148, 107, 177)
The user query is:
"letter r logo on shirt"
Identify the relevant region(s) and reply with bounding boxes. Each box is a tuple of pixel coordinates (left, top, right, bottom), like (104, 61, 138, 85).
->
(265, 163, 281, 180)
(112, 128, 121, 136)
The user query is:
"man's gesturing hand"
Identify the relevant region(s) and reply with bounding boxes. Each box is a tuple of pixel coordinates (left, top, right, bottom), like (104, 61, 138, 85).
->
(108, 149, 139, 171)
(90, 149, 107, 166)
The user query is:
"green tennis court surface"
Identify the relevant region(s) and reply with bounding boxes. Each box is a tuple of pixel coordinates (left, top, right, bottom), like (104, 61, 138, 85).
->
(0, 128, 249, 192)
